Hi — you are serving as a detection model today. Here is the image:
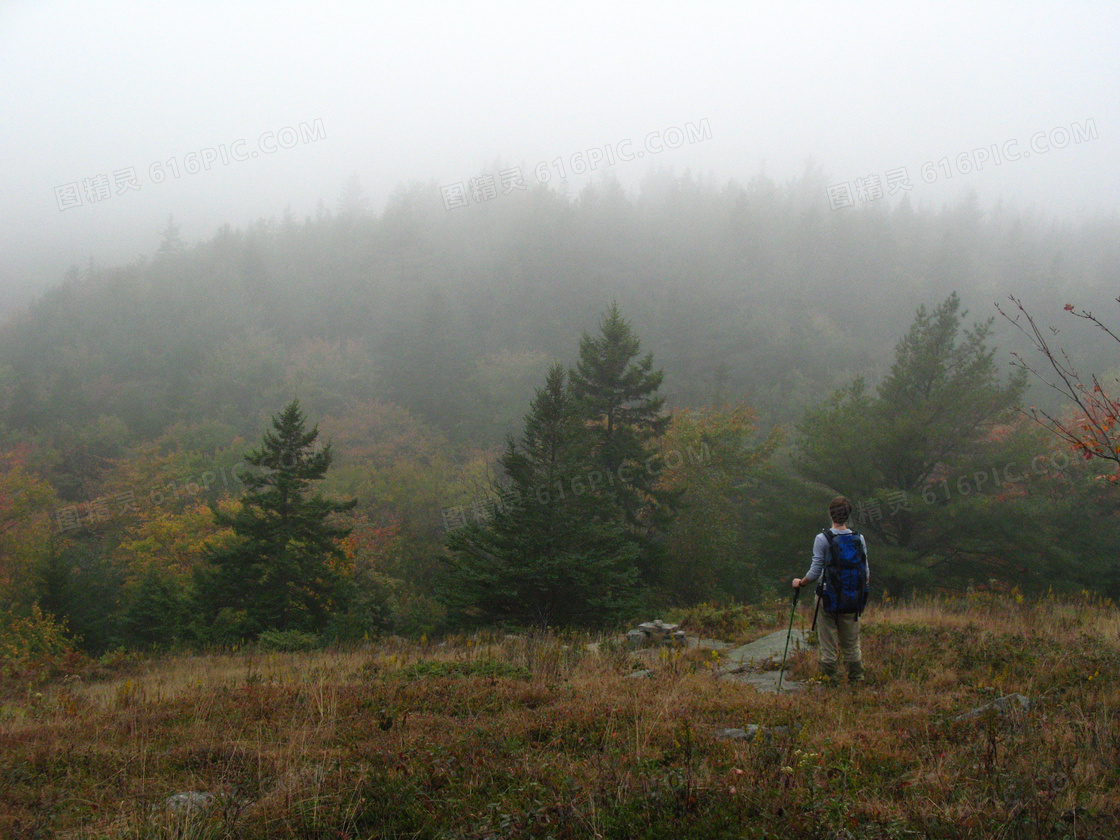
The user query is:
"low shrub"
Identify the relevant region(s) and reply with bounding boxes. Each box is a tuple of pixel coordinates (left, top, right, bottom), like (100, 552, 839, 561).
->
(0, 604, 85, 680)
(672, 602, 760, 640)
(255, 629, 320, 652)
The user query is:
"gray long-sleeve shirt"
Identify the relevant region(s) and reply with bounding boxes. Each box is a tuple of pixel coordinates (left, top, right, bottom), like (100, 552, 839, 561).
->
(802, 527, 869, 584)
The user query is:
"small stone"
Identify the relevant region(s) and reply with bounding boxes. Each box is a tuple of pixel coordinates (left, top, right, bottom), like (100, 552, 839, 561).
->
(626, 629, 647, 647)
(991, 694, 1032, 714)
(626, 669, 654, 679)
(715, 727, 748, 741)
(716, 724, 761, 742)
(165, 791, 214, 812)
(954, 693, 1033, 722)
(715, 723, 802, 743)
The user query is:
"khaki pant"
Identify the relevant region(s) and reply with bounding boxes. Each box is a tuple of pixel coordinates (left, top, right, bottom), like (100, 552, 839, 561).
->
(818, 611, 862, 665)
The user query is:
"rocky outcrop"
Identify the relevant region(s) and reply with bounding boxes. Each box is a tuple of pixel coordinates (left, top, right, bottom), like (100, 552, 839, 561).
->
(626, 619, 687, 647)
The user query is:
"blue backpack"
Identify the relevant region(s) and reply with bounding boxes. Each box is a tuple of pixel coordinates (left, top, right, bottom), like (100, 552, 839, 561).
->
(817, 529, 869, 616)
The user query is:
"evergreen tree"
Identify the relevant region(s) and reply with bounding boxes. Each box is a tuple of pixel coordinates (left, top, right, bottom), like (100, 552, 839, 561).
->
(336, 172, 370, 219)
(569, 304, 676, 569)
(122, 568, 188, 648)
(381, 290, 477, 440)
(195, 400, 356, 639)
(444, 365, 641, 628)
(797, 294, 1026, 574)
(36, 542, 126, 655)
(156, 214, 185, 257)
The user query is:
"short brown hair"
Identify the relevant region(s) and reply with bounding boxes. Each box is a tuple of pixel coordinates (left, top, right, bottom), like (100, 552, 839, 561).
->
(829, 496, 852, 524)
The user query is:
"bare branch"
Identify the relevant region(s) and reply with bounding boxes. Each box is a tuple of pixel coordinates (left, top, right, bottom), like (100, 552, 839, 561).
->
(997, 295, 1120, 472)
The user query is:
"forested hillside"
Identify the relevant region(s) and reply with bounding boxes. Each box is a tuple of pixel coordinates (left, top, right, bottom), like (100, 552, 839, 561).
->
(7, 171, 1119, 445)
(1, 169, 1118, 653)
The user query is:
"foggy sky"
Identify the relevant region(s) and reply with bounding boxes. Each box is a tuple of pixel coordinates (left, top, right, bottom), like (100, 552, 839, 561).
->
(2, 0, 1117, 307)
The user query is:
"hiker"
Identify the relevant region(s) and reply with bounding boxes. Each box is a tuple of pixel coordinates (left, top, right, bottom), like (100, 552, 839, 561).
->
(792, 496, 869, 684)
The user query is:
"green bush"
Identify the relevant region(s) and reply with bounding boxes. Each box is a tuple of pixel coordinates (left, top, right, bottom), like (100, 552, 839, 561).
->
(0, 604, 82, 678)
(255, 629, 321, 652)
(672, 602, 758, 639)
(389, 590, 448, 638)
(397, 659, 530, 680)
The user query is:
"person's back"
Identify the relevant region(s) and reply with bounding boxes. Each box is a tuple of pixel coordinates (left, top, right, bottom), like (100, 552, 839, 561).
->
(792, 496, 869, 684)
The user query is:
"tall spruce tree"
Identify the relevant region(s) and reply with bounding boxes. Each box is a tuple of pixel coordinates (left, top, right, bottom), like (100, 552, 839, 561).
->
(196, 400, 356, 640)
(569, 304, 676, 567)
(444, 364, 641, 628)
(797, 294, 1026, 560)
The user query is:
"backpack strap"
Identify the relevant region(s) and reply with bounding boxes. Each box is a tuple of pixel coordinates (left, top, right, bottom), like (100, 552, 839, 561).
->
(821, 529, 836, 566)
(818, 529, 835, 610)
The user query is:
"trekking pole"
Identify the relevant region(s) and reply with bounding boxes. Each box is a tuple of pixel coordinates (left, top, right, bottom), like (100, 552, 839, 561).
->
(810, 592, 821, 633)
(777, 584, 802, 694)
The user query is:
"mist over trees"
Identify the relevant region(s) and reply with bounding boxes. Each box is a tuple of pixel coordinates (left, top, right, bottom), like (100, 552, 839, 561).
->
(2, 168, 1119, 648)
(6, 170, 1119, 451)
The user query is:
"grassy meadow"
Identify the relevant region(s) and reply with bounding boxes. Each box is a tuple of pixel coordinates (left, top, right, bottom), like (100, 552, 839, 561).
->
(1, 594, 1118, 839)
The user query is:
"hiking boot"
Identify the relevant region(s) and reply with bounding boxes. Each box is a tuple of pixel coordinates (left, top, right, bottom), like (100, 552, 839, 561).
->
(846, 661, 865, 684)
(819, 662, 838, 685)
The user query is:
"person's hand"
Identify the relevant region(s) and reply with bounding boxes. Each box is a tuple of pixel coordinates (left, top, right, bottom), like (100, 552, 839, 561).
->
(792, 578, 802, 589)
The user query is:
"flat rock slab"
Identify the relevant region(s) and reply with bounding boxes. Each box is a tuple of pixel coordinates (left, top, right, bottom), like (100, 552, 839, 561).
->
(719, 629, 810, 693)
(724, 629, 810, 668)
(722, 669, 803, 693)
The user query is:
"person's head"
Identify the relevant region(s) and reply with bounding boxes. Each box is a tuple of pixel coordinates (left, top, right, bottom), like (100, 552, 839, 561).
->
(828, 496, 852, 526)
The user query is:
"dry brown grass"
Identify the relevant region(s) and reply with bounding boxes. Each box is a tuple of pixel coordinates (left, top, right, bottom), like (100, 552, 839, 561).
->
(1, 595, 1118, 839)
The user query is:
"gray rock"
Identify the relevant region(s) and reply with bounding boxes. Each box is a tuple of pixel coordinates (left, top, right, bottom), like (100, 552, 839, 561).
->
(629, 619, 686, 646)
(724, 629, 809, 668)
(991, 694, 1032, 714)
(626, 668, 654, 679)
(715, 722, 801, 742)
(720, 669, 803, 693)
(165, 791, 214, 812)
(954, 693, 1032, 722)
(714, 724, 762, 743)
(715, 726, 752, 741)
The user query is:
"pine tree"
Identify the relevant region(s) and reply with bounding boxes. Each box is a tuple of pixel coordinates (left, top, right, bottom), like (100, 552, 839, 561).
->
(156, 215, 185, 257)
(797, 293, 1026, 552)
(122, 568, 188, 648)
(444, 365, 641, 627)
(196, 400, 356, 639)
(569, 304, 677, 564)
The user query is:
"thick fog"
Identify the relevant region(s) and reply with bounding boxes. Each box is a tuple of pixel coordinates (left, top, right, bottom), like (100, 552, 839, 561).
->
(2, 0, 1117, 306)
(5, 0, 1120, 730)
